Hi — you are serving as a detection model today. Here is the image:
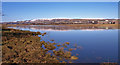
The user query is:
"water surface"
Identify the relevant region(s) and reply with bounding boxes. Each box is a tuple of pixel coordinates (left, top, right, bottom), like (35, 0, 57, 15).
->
(8, 25, 118, 63)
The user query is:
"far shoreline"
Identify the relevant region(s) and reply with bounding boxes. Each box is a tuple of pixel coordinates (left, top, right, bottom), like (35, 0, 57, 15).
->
(3, 24, 119, 29)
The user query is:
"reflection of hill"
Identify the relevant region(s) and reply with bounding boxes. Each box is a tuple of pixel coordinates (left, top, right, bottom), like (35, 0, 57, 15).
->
(9, 25, 115, 31)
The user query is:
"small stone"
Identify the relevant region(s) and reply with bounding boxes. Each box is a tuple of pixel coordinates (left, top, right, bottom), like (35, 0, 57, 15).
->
(71, 56, 78, 60)
(57, 45, 60, 47)
(66, 42, 70, 45)
(69, 48, 73, 51)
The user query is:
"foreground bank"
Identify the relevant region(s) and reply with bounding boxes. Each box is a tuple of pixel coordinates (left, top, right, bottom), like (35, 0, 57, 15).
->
(2, 25, 78, 63)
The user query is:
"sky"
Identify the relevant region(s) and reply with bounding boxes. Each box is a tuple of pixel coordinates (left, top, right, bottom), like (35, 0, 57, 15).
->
(2, 0, 120, 2)
(2, 2, 118, 22)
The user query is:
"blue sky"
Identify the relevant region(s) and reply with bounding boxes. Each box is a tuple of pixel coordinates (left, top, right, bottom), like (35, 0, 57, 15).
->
(2, 0, 120, 2)
(2, 2, 118, 22)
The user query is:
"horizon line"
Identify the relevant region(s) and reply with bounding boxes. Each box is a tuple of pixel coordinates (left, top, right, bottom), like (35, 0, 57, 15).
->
(2, 18, 118, 22)
(11, 18, 119, 22)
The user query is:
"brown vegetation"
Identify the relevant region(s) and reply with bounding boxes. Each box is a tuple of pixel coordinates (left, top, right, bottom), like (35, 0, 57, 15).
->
(2, 25, 78, 63)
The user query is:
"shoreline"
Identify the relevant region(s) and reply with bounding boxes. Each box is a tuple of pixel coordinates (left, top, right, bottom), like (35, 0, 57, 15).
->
(1, 24, 118, 64)
(2, 25, 78, 63)
(3, 24, 119, 30)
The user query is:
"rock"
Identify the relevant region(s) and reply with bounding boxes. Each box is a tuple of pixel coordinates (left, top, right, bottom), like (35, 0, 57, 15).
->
(57, 45, 60, 47)
(71, 56, 78, 60)
(50, 40, 54, 41)
(69, 48, 73, 51)
(66, 42, 70, 45)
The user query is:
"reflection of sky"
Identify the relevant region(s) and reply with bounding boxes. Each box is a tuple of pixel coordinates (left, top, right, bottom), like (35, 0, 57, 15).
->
(42, 29, 118, 63)
(8, 26, 118, 63)
(8, 27, 118, 32)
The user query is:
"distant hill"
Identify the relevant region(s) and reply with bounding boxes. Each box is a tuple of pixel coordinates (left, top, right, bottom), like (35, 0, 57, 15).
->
(2, 19, 118, 25)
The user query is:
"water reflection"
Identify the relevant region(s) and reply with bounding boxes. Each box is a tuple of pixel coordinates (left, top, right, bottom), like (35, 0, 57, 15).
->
(9, 25, 116, 32)
(8, 25, 118, 63)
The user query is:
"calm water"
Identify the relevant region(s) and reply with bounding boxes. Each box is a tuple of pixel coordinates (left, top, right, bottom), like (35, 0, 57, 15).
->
(8, 25, 118, 63)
